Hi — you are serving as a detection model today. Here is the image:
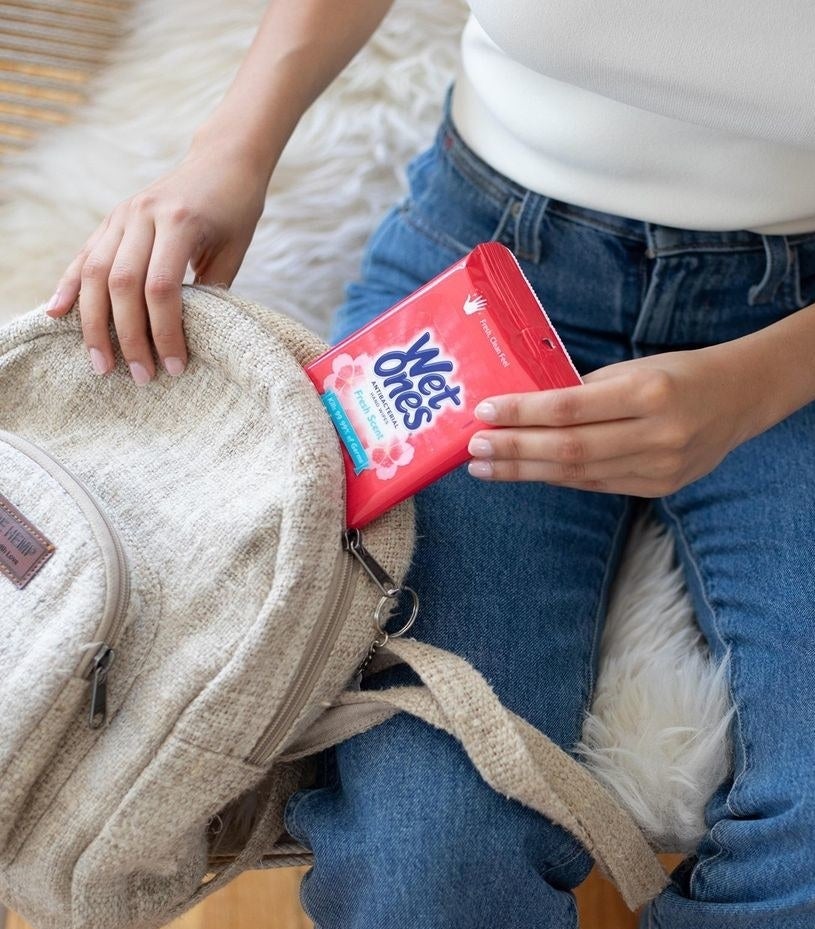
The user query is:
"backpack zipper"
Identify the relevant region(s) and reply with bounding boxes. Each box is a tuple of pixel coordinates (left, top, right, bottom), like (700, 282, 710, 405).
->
(1, 433, 412, 746)
(245, 528, 416, 768)
(0, 430, 131, 729)
(245, 535, 359, 767)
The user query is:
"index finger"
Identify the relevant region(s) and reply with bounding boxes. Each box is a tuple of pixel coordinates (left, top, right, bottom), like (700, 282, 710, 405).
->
(46, 220, 110, 319)
(474, 379, 642, 428)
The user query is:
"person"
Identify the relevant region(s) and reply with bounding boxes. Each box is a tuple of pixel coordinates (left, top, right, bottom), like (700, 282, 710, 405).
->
(45, 2, 815, 926)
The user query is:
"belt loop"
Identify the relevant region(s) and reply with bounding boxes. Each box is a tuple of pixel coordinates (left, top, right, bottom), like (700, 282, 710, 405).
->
(513, 191, 550, 263)
(441, 79, 455, 127)
(748, 235, 792, 305)
(644, 222, 658, 259)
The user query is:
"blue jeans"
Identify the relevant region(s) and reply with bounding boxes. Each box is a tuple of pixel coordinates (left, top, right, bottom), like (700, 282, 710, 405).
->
(282, 81, 815, 928)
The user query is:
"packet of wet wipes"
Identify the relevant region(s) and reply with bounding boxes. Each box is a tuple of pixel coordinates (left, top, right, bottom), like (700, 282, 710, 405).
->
(305, 241, 582, 527)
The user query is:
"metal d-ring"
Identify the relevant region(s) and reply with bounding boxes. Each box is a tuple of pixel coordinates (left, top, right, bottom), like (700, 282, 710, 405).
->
(353, 587, 419, 683)
(373, 585, 419, 638)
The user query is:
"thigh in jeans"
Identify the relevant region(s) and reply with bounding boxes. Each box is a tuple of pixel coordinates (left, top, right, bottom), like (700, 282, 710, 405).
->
(281, 136, 639, 928)
(635, 236, 815, 929)
(638, 404, 815, 929)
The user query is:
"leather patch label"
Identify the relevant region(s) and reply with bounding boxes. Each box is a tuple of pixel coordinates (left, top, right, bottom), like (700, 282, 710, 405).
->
(0, 493, 55, 589)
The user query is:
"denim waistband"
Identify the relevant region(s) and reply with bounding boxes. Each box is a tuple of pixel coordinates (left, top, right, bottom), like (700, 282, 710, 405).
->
(436, 82, 815, 260)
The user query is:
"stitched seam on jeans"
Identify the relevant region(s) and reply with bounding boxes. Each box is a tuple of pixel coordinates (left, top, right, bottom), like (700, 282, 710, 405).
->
(688, 820, 727, 900)
(655, 495, 749, 819)
(282, 790, 309, 844)
(442, 144, 512, 210)
(440, 116, 526, 207)
(639, 251, 652, 325)
(545, 205, 647, 244)
(585, 495, 632, 709)
(538, 843, 590, 879)
(442, 135, 648, 246)
(399, 202, 473, 258)
(284, 785, 336, 847)
(653, 496, 748, 901)
(647, 243, 763, 257)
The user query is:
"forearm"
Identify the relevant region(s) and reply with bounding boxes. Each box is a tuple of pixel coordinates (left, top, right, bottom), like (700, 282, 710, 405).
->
(714, 300, 815, 442)
(188, 0, 395, 182)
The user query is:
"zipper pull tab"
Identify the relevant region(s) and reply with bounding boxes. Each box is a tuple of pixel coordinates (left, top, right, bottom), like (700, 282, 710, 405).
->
(343, 528, 420, 685)
(87, 645, 115, 730)
(343, 528, 400, 597)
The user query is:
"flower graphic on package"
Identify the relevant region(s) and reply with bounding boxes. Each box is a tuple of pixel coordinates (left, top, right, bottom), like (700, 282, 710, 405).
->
(369, 436, 415, 480)
(322, 353, 372, 394)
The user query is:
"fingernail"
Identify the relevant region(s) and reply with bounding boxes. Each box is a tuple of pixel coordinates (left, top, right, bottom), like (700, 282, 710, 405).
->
(163, 356, 185, 377)
(89, 348, 109, 375)
(129, 362, 151, 386)
(45, 290, 61, 315)
(469, 437, 493, 458)
(468, 460, 494, 479)
(474, 401, 498, 423)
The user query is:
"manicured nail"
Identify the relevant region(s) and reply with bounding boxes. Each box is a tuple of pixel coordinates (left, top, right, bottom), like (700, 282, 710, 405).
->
(163, 356, 185, 377)
(469, 437, 493, 458)
(474, 401, 498, 423)
(468, 460, 494, 479)
(89, 348, 109, 375)
(128, 362, 151, 386)
(45, 290, 61, 315)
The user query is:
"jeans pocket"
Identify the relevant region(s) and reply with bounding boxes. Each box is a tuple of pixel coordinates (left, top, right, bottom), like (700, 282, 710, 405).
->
(399, 136, 507, 260)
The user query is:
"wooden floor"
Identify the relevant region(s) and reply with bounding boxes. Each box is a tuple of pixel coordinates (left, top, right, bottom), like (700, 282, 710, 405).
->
(6, 857, 684, 929)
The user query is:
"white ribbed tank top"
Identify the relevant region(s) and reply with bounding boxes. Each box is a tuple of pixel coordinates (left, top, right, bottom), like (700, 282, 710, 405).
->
(451, 3, 815, 234)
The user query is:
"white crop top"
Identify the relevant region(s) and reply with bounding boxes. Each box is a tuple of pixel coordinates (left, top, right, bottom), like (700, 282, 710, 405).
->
(451, 3, 815, 234)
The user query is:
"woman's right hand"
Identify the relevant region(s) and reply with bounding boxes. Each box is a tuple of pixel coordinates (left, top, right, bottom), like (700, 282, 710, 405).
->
(45, 141, 271, 384)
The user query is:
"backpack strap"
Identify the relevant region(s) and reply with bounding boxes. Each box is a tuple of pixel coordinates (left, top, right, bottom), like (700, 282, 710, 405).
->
(278, 636, 668, 911)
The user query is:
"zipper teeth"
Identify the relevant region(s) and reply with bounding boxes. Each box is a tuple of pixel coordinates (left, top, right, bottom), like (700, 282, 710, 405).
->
(103, 518, 130, 659)
(0, 429, 131, 676)
(246, 547, 359, 767)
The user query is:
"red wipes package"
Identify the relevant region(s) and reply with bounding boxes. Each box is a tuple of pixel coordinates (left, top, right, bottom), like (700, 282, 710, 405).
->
(305, 241, 583, 528)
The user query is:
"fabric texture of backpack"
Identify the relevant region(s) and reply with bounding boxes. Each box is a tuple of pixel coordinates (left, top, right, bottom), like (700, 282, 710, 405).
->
(0, 285, 668, 929)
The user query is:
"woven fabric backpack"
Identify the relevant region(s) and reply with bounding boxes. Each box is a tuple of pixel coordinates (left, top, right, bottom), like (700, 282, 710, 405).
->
(0, 285, 668, 929)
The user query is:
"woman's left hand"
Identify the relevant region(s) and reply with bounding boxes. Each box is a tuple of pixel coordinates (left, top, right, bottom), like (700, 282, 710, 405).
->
(467, 344, 765, 496)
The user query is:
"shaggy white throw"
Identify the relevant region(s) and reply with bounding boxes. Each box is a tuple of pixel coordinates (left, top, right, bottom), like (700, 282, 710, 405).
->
(0, 0, 731, 853)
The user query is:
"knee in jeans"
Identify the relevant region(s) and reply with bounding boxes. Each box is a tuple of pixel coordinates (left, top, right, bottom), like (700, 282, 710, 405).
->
(689, 788, 815, 903)
(287, 714, 592, 908)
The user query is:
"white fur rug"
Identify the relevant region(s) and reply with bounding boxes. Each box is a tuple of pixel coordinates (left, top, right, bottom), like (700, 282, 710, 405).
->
(0, 0, 731, 853)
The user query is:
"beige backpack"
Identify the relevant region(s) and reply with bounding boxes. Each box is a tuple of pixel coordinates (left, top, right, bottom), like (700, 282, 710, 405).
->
(0, 285, 667, 929)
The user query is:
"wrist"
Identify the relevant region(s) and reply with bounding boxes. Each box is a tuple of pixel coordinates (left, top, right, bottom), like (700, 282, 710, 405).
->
(703, 338, 782, 447)
(187, 118, 286, 189)
(188, 59, 311, 191)
(706, 305, 815, 445)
